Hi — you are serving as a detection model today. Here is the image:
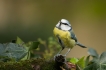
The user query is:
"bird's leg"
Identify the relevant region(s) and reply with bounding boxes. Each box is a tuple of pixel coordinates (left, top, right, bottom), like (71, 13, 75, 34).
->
(64, 48, 71, 56)
(54, 48, 64, 60)
(57, 48, 64, 54)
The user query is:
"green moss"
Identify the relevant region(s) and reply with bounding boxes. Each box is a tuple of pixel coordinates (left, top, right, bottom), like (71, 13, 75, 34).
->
(0, 58, 57, 70)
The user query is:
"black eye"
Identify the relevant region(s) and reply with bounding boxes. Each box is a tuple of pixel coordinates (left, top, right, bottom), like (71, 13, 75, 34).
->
(62, 23, 68, 25)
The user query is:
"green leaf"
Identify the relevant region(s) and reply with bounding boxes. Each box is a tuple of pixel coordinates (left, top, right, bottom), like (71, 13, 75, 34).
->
(70, 57, 79, 64)
(29, 41, 39, 50)
(98, 52, 106, 70)
(99, 52, 106, 64)
(85, 55, 90, 66)
(99, 64, 106, 70)
(84, 49, 106, 70)
(88, 48, 98, 58)
(77, 56, 85, 69)
(16, 37, 24, 44)
(0, 43, 27, 61)
(84, 63, 95, 70)
(16, 37, 29, 51)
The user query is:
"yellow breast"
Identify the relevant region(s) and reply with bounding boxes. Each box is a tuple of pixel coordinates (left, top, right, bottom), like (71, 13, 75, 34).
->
(53, 27, 76, 49)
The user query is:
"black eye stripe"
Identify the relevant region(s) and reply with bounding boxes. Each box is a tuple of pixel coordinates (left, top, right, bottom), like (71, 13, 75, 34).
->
(62, 23, 68, 25)
(60, 20, 69, 25)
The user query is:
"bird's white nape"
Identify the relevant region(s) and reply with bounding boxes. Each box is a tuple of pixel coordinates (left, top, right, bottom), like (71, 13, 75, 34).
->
(56, 21, 60, 27)
(60, 24, 71, 31)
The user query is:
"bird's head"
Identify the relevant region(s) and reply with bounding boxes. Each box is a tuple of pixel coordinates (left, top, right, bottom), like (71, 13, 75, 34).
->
(56, 19, 72, 31)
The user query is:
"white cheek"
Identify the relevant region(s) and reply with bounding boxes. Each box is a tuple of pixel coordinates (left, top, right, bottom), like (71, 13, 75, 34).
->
(61, 25, 71, 30)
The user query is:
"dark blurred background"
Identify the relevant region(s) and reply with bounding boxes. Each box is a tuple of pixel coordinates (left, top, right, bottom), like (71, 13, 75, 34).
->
(0, 0, 106, 58)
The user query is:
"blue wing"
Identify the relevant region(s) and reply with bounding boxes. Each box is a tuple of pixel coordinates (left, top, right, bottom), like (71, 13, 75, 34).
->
(70, 30, 77, 42)
(70, 30, 87, 48)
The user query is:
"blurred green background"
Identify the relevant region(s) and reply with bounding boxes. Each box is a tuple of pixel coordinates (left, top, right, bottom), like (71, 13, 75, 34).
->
(0, 0, 106, 58)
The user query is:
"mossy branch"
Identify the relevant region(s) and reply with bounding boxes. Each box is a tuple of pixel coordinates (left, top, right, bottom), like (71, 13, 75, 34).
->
(0, 55, 73, 70)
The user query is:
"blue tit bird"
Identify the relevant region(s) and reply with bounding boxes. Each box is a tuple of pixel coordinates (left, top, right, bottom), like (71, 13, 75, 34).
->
(53, 19, 87, 56)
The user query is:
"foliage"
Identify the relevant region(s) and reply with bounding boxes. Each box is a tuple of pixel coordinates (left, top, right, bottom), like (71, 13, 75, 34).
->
(0, 37, 39, 62)
(37, 37, 60, 59)
(16, 37, 40, 60)
(0, 36, 60, 62)
(0, 43, 27, 61)
(69, 56, 85, 70)
(68, 48, 106, 70)
(84, 48, 106, 70)
(0, 36, 106, 70)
